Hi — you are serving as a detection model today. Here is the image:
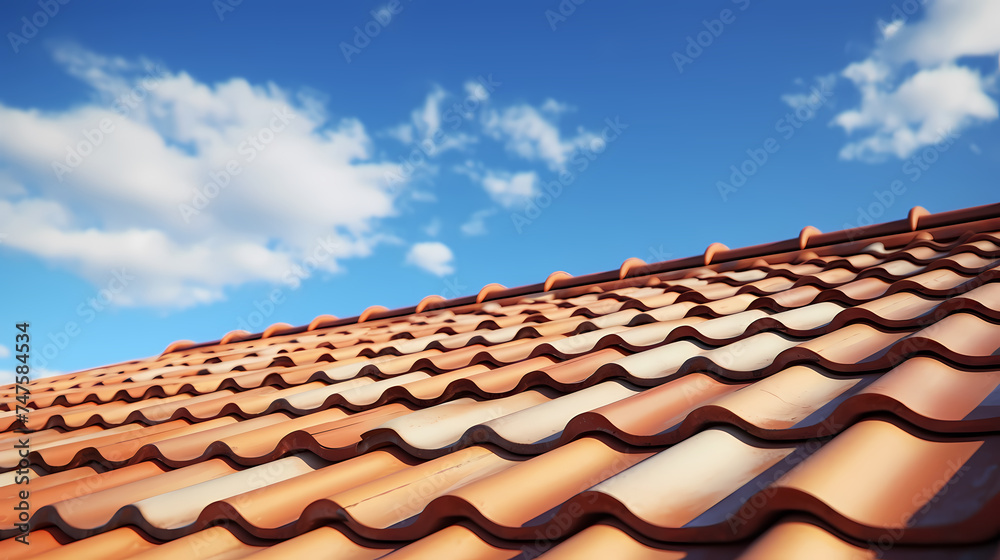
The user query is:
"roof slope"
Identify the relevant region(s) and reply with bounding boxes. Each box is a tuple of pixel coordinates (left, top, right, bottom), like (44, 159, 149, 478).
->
(3, 202, 1000, 559)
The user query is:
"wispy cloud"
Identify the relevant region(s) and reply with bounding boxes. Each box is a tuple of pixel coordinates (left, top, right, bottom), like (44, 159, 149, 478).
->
(385, 85, 477, 155)
(482, 101, 599, 171)
(422, 218, 442, 237)
(460, 209, 496, 236)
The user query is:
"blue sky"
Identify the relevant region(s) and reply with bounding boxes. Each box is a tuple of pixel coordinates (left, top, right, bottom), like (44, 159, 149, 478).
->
(0, 0, 997, 380)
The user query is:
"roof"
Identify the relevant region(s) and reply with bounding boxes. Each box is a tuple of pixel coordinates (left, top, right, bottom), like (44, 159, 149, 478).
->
(3, 202, 1000, 559)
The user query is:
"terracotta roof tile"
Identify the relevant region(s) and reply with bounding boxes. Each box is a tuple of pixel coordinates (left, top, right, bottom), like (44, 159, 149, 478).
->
(4, 202, 1000, 556)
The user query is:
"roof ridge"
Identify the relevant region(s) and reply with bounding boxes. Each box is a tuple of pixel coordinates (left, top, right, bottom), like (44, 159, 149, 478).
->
(159, 202, 1000, 355)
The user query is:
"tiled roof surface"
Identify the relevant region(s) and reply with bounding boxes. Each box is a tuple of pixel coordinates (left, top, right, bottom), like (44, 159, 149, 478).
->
(4, 203, 1000, 559)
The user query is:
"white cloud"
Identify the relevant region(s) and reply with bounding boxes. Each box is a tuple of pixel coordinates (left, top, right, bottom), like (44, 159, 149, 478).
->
(834, 64, 996, 160)
(540, 98, 573, 115)
(482, 101, 598, 171)
(453, 160, 539, 210)
(842, 59, 891, 86)
(879, 19, 904, 40)
(405, 241, 454, 276)
(0, 45, 411, 307)
(879, 0, 1000, 66)
(0, 344, 9, 359)
(460, 209, 496, 236)
(824, 0, 1000, 161)
(481, 171, 539, 209)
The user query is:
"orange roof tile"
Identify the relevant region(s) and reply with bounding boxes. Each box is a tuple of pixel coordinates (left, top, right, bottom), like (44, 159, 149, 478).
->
(3, 202, 1000, 557)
